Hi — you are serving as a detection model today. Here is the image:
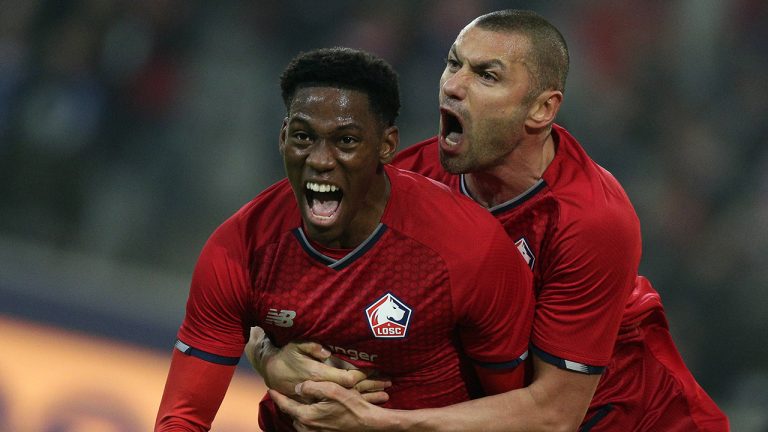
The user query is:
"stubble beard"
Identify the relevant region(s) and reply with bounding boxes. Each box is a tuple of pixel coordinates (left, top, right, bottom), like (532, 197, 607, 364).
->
(440, 147, 473, 174)
(440, 117, 524, 175)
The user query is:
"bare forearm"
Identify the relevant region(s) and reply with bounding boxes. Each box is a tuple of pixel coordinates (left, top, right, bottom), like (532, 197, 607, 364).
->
(378, 387, 575, 432)
(369, 360, 597, 432)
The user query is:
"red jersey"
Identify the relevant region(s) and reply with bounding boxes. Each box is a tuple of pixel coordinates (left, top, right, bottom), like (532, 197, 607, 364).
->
(174, 164, 534, 429)
(396, 124, 641, 369)
(394, 124, 729, 431)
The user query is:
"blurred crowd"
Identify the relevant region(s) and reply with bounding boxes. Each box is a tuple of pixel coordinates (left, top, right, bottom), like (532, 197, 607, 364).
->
(1, 0, 766, 428)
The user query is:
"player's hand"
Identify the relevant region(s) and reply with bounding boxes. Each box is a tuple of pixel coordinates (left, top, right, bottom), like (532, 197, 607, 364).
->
(270, 381, 389, 432)
(245, 327, 391, 399)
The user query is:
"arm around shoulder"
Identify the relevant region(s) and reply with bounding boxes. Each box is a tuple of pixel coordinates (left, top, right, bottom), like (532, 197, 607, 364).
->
(380, 354, 599, 432)
(279, 352, 599, 432)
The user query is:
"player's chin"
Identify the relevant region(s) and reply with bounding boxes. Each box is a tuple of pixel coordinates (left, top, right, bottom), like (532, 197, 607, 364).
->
(438, 150, 469, 175)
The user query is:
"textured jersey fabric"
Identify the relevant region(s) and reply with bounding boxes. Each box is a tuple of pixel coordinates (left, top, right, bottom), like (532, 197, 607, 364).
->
(395, 124, 640, 368)
(394, 124, 729, 431)
(175, 164, 534, 429)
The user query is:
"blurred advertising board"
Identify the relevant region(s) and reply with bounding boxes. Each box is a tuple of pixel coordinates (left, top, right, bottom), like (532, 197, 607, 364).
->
(0, 316, 267, 431)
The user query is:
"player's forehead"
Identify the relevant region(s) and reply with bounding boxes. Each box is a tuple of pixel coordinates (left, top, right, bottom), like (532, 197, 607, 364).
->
(288, 86, 378, 128)
(289, 86, 370, 112)
(451, 24, 531, 67)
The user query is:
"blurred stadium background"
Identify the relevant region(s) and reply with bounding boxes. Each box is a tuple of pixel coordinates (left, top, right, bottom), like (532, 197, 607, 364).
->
(0, 0, 766, 430)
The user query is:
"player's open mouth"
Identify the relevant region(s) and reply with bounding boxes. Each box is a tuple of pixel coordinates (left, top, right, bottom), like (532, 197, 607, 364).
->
(305, 181, 343, 225)
(440, 108, 464, 146)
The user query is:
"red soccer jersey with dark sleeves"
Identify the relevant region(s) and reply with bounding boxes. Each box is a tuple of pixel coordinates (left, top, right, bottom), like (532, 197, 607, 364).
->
(394, 124, 642, 371)
(173, 164, 534, 427)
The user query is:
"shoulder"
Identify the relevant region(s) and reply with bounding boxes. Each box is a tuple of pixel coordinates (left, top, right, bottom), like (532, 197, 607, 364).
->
(543, 126, 641, 263)
(206, 179, 300, 253)
(394, 136, 439, 164)
(384, 165, 510, 264)
(386, 164, 497, 229)
(546, 125, 639, 234)
(393, 136, 452, 182)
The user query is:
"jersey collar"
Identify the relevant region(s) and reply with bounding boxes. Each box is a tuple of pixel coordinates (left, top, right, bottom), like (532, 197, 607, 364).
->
(292, 224, 388, 271)
(459, 175, 547, 215)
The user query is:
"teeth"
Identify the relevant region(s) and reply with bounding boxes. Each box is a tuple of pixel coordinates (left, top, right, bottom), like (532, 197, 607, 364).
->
(306, 182, 339, 193)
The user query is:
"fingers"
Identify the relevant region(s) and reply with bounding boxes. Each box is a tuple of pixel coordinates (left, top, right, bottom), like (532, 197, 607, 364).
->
(290, 343, 362, 388)
(294, 380, 387, 405)
(249, 334, 385, 394)
(279, 382, 380, 432)
(249, 326, 266, 341)
(295, 341, 332, 362)
(336, 369, 368, 388)
(246, 327, 278, 375)
(304, 361, 367, 389)
(244, 327, 264, 364)
(269, 389, 303, 417)
(353, 378, 392, 394)
(360, 390, 389, 405)
(295, 380, 348, 401)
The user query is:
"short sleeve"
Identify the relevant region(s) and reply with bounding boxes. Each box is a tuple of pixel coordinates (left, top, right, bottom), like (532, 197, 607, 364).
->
(455, 228, 535, 368)
(531, 208, 641, 369)
(177, 221, 251, 359)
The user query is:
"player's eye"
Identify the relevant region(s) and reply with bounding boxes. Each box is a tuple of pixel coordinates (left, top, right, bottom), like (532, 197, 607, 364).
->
(290, 131, 313, 149)
(445, 57, 460, 71)
(480, 71, 498, 82)
(338, 136, 359, 148)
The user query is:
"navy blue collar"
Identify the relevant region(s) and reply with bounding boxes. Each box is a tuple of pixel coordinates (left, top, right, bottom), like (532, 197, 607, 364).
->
(293, 224, 388, 271)
(460, 175, 547, 215)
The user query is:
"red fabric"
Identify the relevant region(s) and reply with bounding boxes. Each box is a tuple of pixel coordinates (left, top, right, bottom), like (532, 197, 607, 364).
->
(585, 302, 729, 431)
(394, 125, 728, 429)
(396, 125, 641, 366)
(155, 349, 237, 431)
(174, 164, 533, 428)
(473, 362, 527, 396)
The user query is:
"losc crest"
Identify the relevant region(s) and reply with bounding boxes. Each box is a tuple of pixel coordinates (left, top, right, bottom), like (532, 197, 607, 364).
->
(365, 292, 412, 338)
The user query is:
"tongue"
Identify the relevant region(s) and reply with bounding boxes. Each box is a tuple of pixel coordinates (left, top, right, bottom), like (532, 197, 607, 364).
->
(312, 198, 340, 217)
(446, 131, 463, 144)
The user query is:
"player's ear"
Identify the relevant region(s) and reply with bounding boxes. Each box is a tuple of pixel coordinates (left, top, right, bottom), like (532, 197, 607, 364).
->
(526, 90, 562, 128)
(278, 117, 288, 155)
(379, 125, 399, 164)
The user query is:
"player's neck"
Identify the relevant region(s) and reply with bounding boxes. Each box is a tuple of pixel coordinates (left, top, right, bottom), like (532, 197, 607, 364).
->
(465, 133, 555, 208)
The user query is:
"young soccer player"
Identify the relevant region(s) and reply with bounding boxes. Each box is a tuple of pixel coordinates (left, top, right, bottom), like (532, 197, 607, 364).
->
(155, 47, 534, 431)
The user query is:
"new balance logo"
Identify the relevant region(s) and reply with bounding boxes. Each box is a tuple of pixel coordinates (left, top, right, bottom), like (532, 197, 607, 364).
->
(265, 309, 296, 327)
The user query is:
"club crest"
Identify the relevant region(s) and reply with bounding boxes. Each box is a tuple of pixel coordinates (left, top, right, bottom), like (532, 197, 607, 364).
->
(365, 292, 412, 338)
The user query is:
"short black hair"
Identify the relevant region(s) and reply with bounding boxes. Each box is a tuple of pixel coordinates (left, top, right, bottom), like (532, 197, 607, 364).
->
(280, 47, 400, 127)
(473, 10, 569, 99)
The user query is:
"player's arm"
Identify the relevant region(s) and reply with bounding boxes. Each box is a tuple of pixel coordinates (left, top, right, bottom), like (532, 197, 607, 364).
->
(425, 354, 598, 432)
(156, 220, 252, 430)
(155, 348, 237, 431)
(273, 352, 598, 432)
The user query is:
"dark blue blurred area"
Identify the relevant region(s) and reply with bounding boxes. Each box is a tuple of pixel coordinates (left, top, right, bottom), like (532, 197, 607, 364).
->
(0, 0, 766, 429)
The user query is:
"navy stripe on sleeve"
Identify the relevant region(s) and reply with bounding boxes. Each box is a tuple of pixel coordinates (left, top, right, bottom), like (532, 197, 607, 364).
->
(473, 350, 528, 370)
(174, 340, 240, 366)
(530, 344, 604, 375)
